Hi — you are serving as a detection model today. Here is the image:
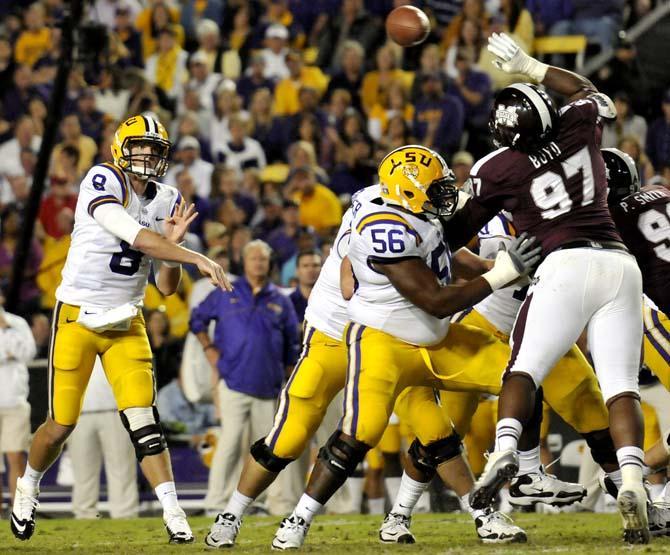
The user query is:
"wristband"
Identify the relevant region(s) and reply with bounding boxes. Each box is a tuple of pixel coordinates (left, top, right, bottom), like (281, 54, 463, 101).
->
(162, 241, 186, 268)
(525, 58, 549, 83)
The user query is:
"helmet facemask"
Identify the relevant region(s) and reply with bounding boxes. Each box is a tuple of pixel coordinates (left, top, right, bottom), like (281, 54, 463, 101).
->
(424, 171, 458, 218)
(122, 138, 171, 179)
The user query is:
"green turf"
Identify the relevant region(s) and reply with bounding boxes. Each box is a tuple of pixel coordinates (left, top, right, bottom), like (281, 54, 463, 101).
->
(0, 513, 668, 554)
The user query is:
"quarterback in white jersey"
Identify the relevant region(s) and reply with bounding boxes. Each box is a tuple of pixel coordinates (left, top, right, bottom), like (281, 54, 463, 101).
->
(11, 115, 231, 546)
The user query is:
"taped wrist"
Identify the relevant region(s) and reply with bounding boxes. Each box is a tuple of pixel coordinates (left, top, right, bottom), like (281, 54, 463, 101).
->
(482, 251, 518, 290)
(523, 57, 549, 82)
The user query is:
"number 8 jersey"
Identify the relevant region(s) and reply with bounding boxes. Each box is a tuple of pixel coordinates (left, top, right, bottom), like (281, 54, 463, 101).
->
(347, 197, 451, 346)
(56, 163, 181, 309)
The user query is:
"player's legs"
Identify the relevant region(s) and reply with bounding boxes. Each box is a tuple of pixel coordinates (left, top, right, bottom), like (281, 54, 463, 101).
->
(586, 252, 646, 543)
(271, 324, 426, 549)
(103, 313, 193, 543)
(206, 327, 346, 547)
(12, 303, 98, 541)
(643, 304, 670, 389)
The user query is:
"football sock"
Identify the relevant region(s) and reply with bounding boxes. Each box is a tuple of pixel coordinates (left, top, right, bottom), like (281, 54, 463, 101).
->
(385, 477, 402, 504)
(347, 476, 364, 513)
(617, 447, 644, 487)
(368, 497, 385, 515)
(606, 469, 622, 489)
(415, 490, 431, 512)
(225, 490, 254, 519)
(155, 481, 180, 512)
(20, 463, 45, 492)
(517, 446, 541, 475)
(294, 493, 323, 525)
(494, 418, 522, 452)
(390, 472, 428, 517)
(460, 493, 485, 520)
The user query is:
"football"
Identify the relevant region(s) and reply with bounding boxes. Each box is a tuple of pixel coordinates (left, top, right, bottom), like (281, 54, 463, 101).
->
(386, 5, 431, 47)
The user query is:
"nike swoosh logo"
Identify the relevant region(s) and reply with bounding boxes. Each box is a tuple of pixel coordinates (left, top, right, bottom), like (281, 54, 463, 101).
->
(84, 311, 95, 315)
(11, 514, 26, 533)
(66, 318, 76, 323)
(156, 217, 165, 221)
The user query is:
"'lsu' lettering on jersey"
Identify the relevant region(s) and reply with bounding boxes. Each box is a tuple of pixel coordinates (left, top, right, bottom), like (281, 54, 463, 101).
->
(347, 199, 451, 346)
(56, 163, 181, 309)
(472, 213, 524, 335)
(304, 185, 379, 340)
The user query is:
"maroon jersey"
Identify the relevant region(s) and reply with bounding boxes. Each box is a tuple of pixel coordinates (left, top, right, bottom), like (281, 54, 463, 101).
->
(460, 97, 622, 255)
(611, 186, 670, 314)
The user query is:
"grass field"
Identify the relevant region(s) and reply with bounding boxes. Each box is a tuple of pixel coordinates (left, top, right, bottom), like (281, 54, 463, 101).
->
(1, 513, 669, 554)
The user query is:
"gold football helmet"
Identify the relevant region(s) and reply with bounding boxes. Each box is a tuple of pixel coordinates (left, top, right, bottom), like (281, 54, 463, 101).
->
(111, 115, 171, 178)
(378, 145, 458, 217)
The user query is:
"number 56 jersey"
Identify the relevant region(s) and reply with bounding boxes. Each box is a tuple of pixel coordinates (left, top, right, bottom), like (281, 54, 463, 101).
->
(347, 199, 451, 346)
(56, 163, 181, 309)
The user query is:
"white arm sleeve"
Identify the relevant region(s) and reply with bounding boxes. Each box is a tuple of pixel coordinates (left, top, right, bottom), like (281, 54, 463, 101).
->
(93, 202, 144, 245)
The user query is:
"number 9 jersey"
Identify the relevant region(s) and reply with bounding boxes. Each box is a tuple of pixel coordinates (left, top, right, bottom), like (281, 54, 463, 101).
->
(347, 198, 451, 346)
(56, 163, 182, 309)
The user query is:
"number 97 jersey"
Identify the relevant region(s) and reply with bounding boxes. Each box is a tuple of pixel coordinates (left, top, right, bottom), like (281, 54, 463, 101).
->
(56, 163, 181, 309)
(347, 199, 451, 346)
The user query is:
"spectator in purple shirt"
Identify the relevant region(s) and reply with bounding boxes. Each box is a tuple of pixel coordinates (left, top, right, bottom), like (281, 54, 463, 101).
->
(191, 239, 299, 513)
(266, 200, 306, 267)
(446, 48, 493, 158)
(525, 0, 573, 36)
(646, 90, 670, 171)
(237, 54, 276, 109)
(3, 65, 39, 123)
(413, 72, 465, 156)
(0, 204, 42, 317)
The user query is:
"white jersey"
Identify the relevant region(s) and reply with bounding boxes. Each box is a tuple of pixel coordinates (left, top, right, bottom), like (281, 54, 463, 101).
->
(348, 199, 451, 346)
(56, 163, 181, 309)
(469, 213, 526, 335)
(305, 185, 379, 340)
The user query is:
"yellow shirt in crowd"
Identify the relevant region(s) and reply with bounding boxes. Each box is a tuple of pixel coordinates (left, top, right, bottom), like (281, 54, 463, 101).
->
(144, 272, 193, 339)
(273, 66, 329, 116)
(14, 28, 51, 67)
(292, 184, 343, 233)
(37, 235, 70, 310)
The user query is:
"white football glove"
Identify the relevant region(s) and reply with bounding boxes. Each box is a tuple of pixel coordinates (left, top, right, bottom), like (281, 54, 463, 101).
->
(487, 32, 548, 82)
(481, 232, 542, 290)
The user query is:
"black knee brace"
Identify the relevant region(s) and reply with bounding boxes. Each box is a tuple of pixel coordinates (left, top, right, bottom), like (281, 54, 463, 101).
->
(317, 431, 369, 479)
(119, 406, 168, 462)
(582, 428, 618, 468)
(250, 437, 294, 472)
(408, 432, 463, 475)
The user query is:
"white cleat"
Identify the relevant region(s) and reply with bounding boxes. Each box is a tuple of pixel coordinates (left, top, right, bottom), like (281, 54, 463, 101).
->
(617, 484, 650, 544)
(649, 502, 670, 537)
(10, 479, 39, 541)
(272, 514, 309, 550)
(379, 513, 415, 544)
(509, 466, 586, 507)
(164, 507, 195, 544)
(475, 508, 527, 544)
(205, 512, 241, 548)
(470, 450, 519, 510)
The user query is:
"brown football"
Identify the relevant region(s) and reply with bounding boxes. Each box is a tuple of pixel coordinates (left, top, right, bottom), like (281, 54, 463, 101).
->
(386, 5, 431, 47)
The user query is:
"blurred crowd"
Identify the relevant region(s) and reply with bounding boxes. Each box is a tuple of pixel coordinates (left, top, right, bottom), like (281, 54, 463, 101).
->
(1, 0, 670, 517)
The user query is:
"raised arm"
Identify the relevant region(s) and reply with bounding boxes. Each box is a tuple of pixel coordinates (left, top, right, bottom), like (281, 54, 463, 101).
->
(487, 32, 598, 101)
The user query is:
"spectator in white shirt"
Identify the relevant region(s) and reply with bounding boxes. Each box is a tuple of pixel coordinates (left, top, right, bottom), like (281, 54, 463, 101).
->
(0, 116, 41, 206)
(180, 50, 222, 114)
(213, 115, 266, 171)
(165, 135, 215, 198)
(0, 293, 36, 509)
(66, 358, 139, 519)
(90, 0, 141, 27)
(261, 24, 290, 82)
